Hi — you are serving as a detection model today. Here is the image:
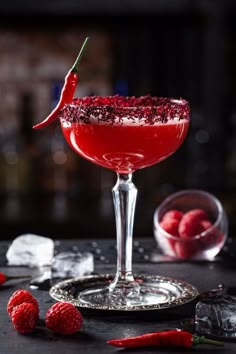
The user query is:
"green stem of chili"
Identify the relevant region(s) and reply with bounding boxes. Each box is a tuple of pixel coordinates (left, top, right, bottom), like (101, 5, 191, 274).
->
(70, 36, 89, 73)
(193, 335, 224, 346)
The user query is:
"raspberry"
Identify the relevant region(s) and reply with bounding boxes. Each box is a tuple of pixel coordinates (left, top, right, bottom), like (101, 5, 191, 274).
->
(160, 218, 180, 237)
(161, 210, 183, 222)
(7, 289, 39, 317)
(184, 209, 208, 222)
(200, 220, 212, 230)
(175, 241, 199, 259)
(159, 218, 180, 254)
(178, 209, 208, 238)
(200, 220, 225, 250)
(11, 302, 38, 334)
(200, 220, 217, 248)
(45, 302, 83, 335)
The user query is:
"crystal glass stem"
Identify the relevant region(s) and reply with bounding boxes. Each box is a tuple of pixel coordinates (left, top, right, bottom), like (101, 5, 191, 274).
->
(109, 173, 140, 297)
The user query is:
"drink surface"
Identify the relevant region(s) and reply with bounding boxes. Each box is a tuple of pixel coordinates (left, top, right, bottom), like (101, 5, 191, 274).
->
(61, 120, 189, 173)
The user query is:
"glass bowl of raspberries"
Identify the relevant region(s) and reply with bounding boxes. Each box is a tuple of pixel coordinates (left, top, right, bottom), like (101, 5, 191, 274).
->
(153, 189, 228, 260)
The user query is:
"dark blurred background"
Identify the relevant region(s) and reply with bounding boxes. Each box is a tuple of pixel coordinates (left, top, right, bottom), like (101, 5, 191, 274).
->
(0, 0, 235, 240)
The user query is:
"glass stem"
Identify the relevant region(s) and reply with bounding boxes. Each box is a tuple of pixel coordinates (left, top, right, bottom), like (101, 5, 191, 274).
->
(109, 173, 140, 296)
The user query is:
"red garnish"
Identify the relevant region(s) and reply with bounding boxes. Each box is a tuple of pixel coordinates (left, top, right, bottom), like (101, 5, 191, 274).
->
(7, 289, 39, 317)
(33, 37, 89, 129)
(199, 220, 218, 248)
(59, 95, 190, 125)
(0, 272, 7, 285)
(159, 208, 224, 259)
(0, 272, 30, 285)
(161, 209, 183, 222)
(45, 302, 83, 335)
(160, 218, 180, 237)
(107, 330, 223, 348)
(178, 209, 208, 238)
(11, 302, 38, 334)
(175, 241, 200, 259)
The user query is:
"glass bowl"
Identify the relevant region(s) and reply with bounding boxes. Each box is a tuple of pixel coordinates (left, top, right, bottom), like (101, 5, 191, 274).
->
(153, 189, 228, 260)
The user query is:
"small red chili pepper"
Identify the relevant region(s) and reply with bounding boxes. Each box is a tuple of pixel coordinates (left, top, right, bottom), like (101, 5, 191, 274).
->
(107, 329, 224, 348)
(0, 272, 31, 285)
(33, 36, 89, 130)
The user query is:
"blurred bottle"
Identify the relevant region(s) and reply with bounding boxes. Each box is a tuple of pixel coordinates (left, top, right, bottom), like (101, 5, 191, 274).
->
(19, 92, 35, 194)
(226, 111, 236, 189)
(0, 90, 34, 219)
(185, 109, 210, 189)
(1, 91, 36, 220)
(50, 82, 70, 221)
(113, 79, 128, 96)
(51, 126, 69, 221)
(1, 139, 21, 220)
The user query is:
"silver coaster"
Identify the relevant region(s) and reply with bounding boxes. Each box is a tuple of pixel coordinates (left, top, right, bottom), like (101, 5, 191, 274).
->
(50, 274, 198, 311)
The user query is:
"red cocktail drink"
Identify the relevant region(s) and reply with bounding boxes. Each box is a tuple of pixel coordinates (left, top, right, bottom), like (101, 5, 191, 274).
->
(62, 120, 188, 174)
(60, 96, 189, 174)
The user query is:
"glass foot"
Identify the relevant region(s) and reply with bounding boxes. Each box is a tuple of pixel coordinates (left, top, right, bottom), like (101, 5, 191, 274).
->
(80, 284, 176, 307)
(50, 274, 198, 311)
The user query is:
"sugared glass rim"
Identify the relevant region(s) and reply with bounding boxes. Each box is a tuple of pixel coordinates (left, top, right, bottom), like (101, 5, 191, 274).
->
(153, 189, 226, 241)
(59, 95, 190, 125)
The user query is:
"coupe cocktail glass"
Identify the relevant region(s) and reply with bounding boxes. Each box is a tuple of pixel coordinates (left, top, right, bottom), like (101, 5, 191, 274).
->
(59, 95, 190, 309)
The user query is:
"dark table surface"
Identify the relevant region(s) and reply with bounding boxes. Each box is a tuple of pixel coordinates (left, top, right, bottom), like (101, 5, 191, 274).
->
(1, 238, 236, 354)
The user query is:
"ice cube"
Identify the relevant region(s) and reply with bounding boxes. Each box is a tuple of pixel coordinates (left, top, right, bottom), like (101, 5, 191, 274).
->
(195, 294, 236, 338)
(52, 251, 94, 278)
(6, 234, 54, 267)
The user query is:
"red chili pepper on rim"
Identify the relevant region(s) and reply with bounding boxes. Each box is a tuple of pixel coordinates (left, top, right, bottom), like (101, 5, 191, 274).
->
(0, 272, 31, 285)
(107, 330, 224, 348)
(33, 37, 89, 130)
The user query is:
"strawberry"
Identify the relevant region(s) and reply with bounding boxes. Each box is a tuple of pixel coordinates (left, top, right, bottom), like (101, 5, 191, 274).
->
(178, 209, 208, 238)
(7, 289, 39, 317)
(161, 209, 183, 222)
(45, 302, 83, 335)
(11, 302, 38, 334)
